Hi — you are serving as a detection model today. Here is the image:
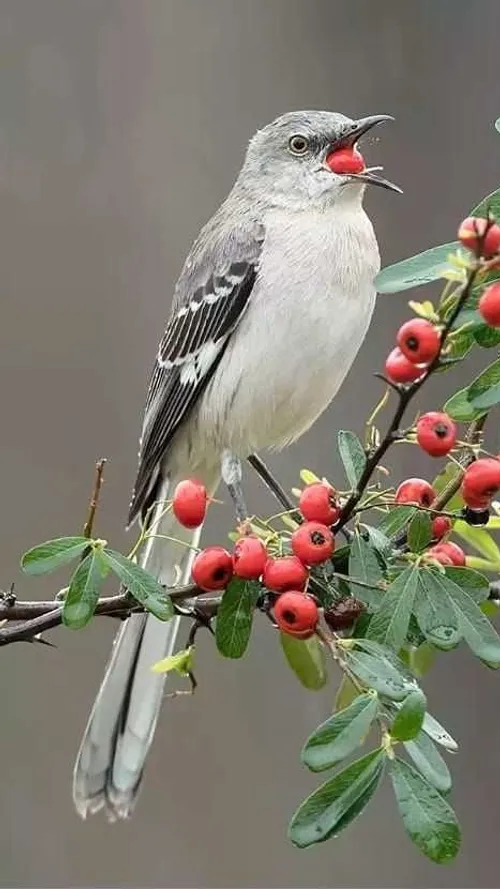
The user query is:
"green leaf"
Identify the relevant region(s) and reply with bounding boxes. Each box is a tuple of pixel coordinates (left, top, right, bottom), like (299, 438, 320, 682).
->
(408, 512, 432, 553)
(62, 550, 109, 629)
(289, 749, 385, 848)
(391, 690, 427, 742)
(334, 675, 361, 712)
(466, 555, 500, 573)
(473, 324, 500, 348)
(390, 757, 460, 863)
(280, 632, 327, 690)
(471, 185, 500, 219)
(301, 693, 379, 772)
(444, 566, 489, 603)
(103, 549, 174, 620)
(378, 506, 415, 538)
(345, 646, 417, 701)
(21, 536, 90, 576)
(422, 711, 458, 752)
(404, 731, 452, 793)
(413, 569, 461, 650)
(366, 567, 419, 652)
(405, 642, 436, 678)
(467, 356, 500, 410)
(338, 430, 366, 489)
(375, 242, 459, 294)
(453, 520, 500, 563)
(151, 646, 194, 675)
(215, 577, 260, 658)
(442, 573, 500, 666)
(300, 468, 320, 485)
(444, 387, 485, 422)
(348, 532, 383, 608)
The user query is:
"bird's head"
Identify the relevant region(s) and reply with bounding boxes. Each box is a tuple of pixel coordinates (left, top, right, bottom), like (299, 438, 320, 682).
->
(241, 110, 401, 209)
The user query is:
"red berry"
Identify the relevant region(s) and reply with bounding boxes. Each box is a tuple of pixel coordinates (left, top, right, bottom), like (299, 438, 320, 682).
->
(395, 478, 436, 508)
(172, 478, 208, 529)
(458, 216, 500, 258)
(325, 146, 365, 175)
(479, 282, 500, 327)
(385, 348, 425, 384)
(263, 556, 308, 593)
(431, 515, 452, 540)
(232, 536, 267, 579)
(191, 546, 233, 591)
(274, 591, 319, 639)
(397, 319, 441, 365)
(416, 411, 457, 457)
(461, 458, 500, 508)
(292, 521, 335, 566)
(299, 482, 340, 525)
(426, 546, 454, 567)
(429, 541, 466, 567)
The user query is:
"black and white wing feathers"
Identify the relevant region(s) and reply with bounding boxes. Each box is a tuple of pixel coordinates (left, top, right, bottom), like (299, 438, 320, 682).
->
(128, 225, 263, 524)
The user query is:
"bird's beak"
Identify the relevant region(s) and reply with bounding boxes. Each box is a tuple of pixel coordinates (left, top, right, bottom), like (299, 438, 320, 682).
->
(334, 114, 402, 194)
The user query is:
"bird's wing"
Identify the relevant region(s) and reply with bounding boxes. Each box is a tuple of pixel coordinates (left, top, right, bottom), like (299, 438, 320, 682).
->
(128, 223, 264, 524)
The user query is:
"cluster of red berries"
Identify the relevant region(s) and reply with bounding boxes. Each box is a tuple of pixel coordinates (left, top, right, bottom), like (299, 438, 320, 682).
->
(394, 477, 465, 565)
(173, 479, 342, 640)
(385, 318, 441, 385)
(459, 216, 500, 327)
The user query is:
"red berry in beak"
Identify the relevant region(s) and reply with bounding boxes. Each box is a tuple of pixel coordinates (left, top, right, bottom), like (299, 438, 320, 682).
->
(325, 146, 365, 175)
(395, 478, 436, 508)
(397, 319, 441, 365)
(274, 591, 319, 639)
(416, 411, 457, 457)
(385, 348, 426, 384)
(479, 282, 500, 327)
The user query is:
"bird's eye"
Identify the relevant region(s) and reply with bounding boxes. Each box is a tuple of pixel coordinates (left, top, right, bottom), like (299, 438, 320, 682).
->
(288, 134, 309, 156)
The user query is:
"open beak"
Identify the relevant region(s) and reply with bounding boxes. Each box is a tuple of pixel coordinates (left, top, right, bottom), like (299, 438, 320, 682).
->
(334, 114, 402, 194)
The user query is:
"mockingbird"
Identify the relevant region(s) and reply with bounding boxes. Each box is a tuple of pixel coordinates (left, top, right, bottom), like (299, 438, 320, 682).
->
(73, 109, 399, 820)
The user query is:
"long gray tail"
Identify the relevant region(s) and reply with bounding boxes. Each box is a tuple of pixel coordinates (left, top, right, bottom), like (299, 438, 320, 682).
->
(73, 473, 215, 820)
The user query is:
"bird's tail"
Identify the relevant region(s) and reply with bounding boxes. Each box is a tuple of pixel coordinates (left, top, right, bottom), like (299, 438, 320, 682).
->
(73, 470, 217, 820)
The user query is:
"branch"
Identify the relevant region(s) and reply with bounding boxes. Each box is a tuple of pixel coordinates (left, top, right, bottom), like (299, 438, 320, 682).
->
(0, 584, 221, 647)
(337, 260, 481, 530)
(248, 453, 295, 510)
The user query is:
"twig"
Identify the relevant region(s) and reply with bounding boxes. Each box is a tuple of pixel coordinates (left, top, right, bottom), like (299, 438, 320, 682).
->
(248, 454, 295, 510)
(83, 458, 107, 539)
(337, 260, 481, 530)
(0, 585, 220, 646)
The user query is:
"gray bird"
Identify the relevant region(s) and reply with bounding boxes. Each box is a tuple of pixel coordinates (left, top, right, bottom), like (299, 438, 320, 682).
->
(73, 109, 400, 820)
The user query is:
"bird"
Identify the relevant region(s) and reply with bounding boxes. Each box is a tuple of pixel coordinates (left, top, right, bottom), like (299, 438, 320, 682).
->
(73, 109, 400, 820)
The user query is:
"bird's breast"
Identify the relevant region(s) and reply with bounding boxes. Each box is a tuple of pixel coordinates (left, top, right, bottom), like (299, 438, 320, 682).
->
(198, 204, 380, 456)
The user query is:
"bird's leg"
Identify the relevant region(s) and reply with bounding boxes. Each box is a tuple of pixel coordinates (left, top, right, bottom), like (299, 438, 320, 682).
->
(221, 449, 249, 530)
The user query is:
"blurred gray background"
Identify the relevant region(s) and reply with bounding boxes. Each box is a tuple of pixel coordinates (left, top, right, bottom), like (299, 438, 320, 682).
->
(2, 1, 500, 886)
